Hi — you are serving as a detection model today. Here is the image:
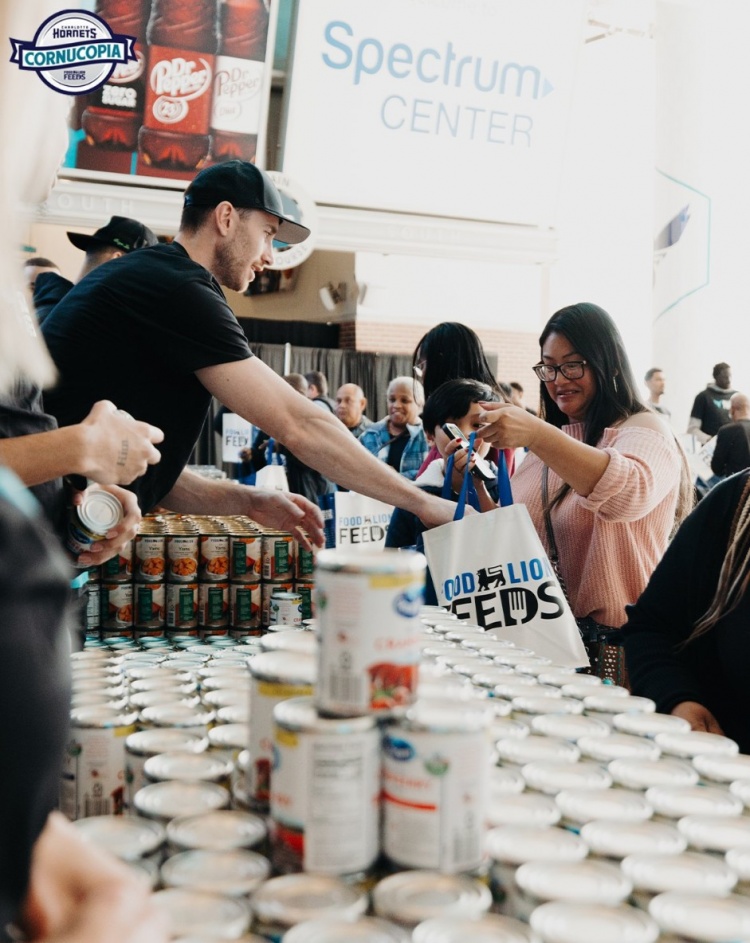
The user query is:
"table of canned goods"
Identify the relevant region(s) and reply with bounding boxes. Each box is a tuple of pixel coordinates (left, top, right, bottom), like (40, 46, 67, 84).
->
(66, 547, 750, 943)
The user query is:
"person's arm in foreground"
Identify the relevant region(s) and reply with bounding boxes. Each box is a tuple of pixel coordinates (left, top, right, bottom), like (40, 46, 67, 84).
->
(73, 483, 142, 568)
(19, 812, 169, 943)
(195, 358, 459, 529)
(0, 400, 163, 487)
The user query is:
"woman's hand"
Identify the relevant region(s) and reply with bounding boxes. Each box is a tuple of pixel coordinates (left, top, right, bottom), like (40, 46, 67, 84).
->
(75, 484, 141, 567)
(477, 401, 543, 451)
(671, 700, 725, 735)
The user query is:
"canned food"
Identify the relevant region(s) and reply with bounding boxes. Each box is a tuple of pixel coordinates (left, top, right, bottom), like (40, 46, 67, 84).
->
(487, 792, 561, 829)
(315, 549, 425, 717)
(653, 730, 739, 760)
(101, 582, 134, 631)
(66, 490, 124, 565)
(577, 734, 661, 765)
(134, 530, 166, 582)
(411, 915, 534, 943)
(166, 582, 199, 631)
(138, 704, 215, 736)
(143, 751, 233, 788)
(530, 901, 659, 943)
(250, 874, 368, 940)
(125, 728, 208, 810)
(692, 752, 750, 784)
(198, 581, 229, 633)
(678, 814, 750, 856)
(61, 706, 138, 819)
(199, 532, 230, 582)
(271, 697, 380, 877)
(611, 712, 691, 738)
(555, 788, 653, 830)
(230, 582, 261, 633)
(522, 761, 612, 795)
(513, 859, 632, 921)
(283, 917, 411, 943)
(152, 888, 250, 940)
(607, 757, 698, 791)
(260, 630, 317, 656)
(134, 582, 166, 634)
(648, 891, 750, 942)
(382, 702, 491, 873)
(644, 784, 742, 820)
(166, 809, 266, 853)
(372, 871, 492, 929)
(167, 533, 200, 583)
(134, 780, 229, 823)
(622, 851, 737, 910)
(495, 734, 580, 769)
(248, 651, 317, 810)
(269, 591, 303, 628)
(100, 540, 133, 583)
(160, 848, 270, 896)
(230, 532, 262, 582)
(262, 532, 295, 582)
(530, 714, 611, 742)
(84, 582, 102, 638)
(579, 820, 687, 861)
(73, 814, 165, 862)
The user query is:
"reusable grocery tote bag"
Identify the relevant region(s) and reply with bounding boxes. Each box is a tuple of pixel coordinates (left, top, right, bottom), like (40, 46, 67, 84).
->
(253, 438, 289, 492)
(422, 449, 588, 667)
(334, 491, 394, 551)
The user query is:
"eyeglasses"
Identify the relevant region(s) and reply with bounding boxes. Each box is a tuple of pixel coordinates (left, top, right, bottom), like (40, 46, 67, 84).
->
(533, 360, 588, 382)
(413, 359, 427, 379)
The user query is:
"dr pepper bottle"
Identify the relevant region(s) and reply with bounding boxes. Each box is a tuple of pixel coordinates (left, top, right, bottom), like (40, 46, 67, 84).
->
(81, 0, 151, 150)
(138, 0, 219, 171)
(209, 0, 270, 164)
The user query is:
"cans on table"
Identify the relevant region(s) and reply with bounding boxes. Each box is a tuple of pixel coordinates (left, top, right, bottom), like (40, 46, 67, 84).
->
(372, 871, 492, 930)
(134, 525, 166, 582)
(230, 581, 261, 634)
(314, 548, 426, 717)
(270, 696, 380, 877)
(229, 530, 262, 582)
(124, 728, 208, 810)
(269, 591, 303, 628)
(101, 581, 134, 632)
(66, 489, 124, 566)
(166, 529, 200, 582)
(249, 874, 368, 941)
(199, 528, 230, 581)
(262, 532, 295, 582)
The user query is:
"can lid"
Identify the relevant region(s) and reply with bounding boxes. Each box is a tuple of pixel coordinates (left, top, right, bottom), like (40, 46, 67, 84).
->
(490, 679, 542, 700)
(248, 649, 317, 683)
(70, 705, 138, 728)
(126, 728, 208, 757)
(144, 751, 233, 784)
(489, 765, 526, 797)
(678, 813, 750, 852)
(654, 730, 739, 759)
(469, 666, 516, 687)
(577, 734, 661, 763)
(139, 705, 215, 729)
(487, 793, 561, 828)
(77, 489, 123, 533)
(249, 874, 368, 927)
(531, 714, 610, 742)
(731, 779, 750, 808)
(274, 696, 376, 733)
(555, 787, 653, 826)
(489, 717, 531, 741)
(166, 809, 267, 852)
(207, 722, 249, 751)
(152, 888, 250, 939)
(485, 825, 588, 865)
(521, 760, 612, 795)
(530, 901, 659, 943)
(282, 917, 411, 943)
(648, 891, 750, 941)
(644, 784, 743, 819)
(579, 820, 686, 859)
(316, 547, 426, 575)
(512, 696, 583, 717)
(535, 669, 580, 686)
(495, 734, 580, 766)
(515, 859, 632, 905)
(257, 633, 318, 657)
(693, 751, 750, 783)
(621, 851, 737, 895)
(160, 849, 269, 896)
(372, 871, 492, 925)
(726, 847, 750, 880)
(583, 694, 655, 714)
(611, 712, 690, 738)
(607, 757, 698, 790)
(412, 914, 535, 943)
(134, 780, 229, 821)
(73, 814, 165, 860)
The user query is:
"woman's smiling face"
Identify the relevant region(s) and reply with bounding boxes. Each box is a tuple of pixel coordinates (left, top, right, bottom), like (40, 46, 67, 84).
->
(541, 331, 597, 423)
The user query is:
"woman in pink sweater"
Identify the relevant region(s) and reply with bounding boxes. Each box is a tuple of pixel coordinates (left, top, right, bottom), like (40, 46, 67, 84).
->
(478, 302, 692, 632)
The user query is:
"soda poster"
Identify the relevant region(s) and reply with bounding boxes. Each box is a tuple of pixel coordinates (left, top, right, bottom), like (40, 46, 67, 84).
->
(62, 0, 277, 183)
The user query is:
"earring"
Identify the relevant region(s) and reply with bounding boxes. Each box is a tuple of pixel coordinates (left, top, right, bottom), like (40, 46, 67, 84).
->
(613, 376, 619, 393)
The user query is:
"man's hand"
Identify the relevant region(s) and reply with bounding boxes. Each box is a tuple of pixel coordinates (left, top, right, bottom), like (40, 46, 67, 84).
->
(80, 401, 163, 485)
(671, 700, 725, 735)
(247, 489, 325, 550)
(74, 484, 141, 567)
(416, 492, 474, 529)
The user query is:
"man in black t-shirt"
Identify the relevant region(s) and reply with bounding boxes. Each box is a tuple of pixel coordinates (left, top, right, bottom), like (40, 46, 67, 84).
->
(43, 161, 456, 544)
(687, 362, 735, 444)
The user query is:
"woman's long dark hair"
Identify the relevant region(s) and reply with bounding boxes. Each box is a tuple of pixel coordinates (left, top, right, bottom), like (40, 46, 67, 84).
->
(413, 322, 504, 401)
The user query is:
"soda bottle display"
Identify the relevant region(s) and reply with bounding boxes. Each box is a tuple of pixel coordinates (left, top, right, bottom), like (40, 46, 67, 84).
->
(138, 0, 220, 171)
(81, 0, 151, 150)
(210, 0, 270, 164)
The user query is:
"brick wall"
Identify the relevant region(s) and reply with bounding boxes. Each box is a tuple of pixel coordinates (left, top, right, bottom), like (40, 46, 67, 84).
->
(345, 320, 541, 411)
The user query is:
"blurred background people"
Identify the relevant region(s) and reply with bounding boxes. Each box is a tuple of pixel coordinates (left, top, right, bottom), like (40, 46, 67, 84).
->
(359, 375, 428, 480)
(710, 391, 750, 479)
(335, 382, 372, 437)
(687, 361, 735, 443)
(304, 369, 336, 412)
(644, 366, 671, 419)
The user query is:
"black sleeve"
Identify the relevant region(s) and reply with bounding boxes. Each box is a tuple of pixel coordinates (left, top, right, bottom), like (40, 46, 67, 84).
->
(0, 486, 73, 934)
(690, 391, 705, 422)
(621, 473, 746, 713)
(711, 427, 730, 476)
(385, 507, 421, 550)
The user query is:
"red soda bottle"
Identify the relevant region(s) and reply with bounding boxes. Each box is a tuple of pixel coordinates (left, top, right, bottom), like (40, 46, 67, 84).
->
(138, 0, 219, 171)
(81, 0, 150, 150)
(210, 0, 270, 164)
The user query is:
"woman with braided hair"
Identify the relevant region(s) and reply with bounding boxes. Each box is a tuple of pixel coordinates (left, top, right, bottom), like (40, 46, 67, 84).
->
(622, 470, 750, 751)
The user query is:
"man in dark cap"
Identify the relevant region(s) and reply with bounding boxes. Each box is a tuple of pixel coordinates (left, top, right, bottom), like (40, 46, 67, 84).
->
(43, 161, 456, 542)
(32, 216, 158, 325)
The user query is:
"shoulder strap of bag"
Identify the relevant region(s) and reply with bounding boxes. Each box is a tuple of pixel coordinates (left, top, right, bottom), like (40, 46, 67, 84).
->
(444, 432, 480, 519)
(542, 464, 571, 602)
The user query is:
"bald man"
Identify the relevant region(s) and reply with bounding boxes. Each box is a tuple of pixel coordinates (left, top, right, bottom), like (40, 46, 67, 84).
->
(711, 392, 750, 478)
(335, 383, 372, 438)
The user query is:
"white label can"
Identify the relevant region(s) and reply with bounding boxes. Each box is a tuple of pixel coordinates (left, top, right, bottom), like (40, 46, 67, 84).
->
(381, 702, 491, 873)
(314, 548, 425, 717)
(271, 696, 380, 876)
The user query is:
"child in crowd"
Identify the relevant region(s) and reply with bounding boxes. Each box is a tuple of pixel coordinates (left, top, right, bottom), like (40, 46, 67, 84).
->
(385, 379, 501, 602)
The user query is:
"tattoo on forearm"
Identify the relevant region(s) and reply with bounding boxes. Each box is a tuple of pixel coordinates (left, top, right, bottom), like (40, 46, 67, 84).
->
(117, 440, 129, 467)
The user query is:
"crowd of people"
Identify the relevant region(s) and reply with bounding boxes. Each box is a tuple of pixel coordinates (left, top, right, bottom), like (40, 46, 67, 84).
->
(5, 1, 750, 936)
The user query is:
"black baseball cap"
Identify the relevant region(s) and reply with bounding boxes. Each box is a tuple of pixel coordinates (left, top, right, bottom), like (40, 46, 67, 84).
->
(183, 160, 311, 246)
(67, 216, 158, 253)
